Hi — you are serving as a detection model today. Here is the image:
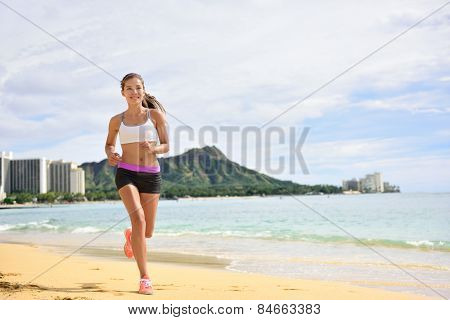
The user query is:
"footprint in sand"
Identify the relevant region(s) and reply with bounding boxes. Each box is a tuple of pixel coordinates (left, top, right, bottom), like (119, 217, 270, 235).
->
(79, 283, 103, 289)
(226, 286, 245, 292)
(25, 284, 45, 290)
(0, 272, 21, 278)
(277, 285, 304, 291)
(156, 284, 179, 290)
(54, 296, 91, 300)
(0, 281, 21, 290)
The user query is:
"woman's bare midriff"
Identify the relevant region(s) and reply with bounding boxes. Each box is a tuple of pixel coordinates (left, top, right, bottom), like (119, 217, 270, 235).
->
(120, 142, 159, 167)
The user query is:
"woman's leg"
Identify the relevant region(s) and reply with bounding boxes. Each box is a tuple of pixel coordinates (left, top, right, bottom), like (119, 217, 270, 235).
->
(118, 184, 148, 278)
(139, 193, 160, 238)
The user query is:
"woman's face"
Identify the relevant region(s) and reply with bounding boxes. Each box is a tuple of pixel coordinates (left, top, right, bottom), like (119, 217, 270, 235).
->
(122, 77, 145, 105)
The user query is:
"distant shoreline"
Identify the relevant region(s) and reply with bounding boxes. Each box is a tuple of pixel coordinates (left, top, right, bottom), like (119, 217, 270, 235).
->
(0, 200, 122, 210)
(0, 196, 267, 209)
(0, 192, 413, 209)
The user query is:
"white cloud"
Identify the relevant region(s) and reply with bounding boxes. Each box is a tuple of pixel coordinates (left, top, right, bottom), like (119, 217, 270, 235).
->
(435, 129, 450, 137)
(353, 90, 450, 114)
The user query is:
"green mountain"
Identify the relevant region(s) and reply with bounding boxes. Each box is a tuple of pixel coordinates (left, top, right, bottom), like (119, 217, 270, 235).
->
(80, 145, 340, 198)
(160, 146, 288, 186)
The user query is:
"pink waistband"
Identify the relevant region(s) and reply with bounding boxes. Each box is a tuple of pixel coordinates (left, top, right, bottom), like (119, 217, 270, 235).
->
(118, 161, 160, 173)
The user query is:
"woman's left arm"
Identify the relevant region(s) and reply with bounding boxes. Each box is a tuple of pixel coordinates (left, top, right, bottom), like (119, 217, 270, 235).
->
(151, 109, 169, 154)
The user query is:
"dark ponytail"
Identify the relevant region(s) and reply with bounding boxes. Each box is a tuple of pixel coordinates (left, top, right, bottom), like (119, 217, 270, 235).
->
(143, 92, 167, 114)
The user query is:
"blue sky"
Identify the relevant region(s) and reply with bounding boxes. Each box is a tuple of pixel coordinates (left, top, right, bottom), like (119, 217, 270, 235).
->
(0, 0, 449, 191)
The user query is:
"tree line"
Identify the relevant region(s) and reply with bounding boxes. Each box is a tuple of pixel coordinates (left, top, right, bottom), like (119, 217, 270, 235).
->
(2, 183, 342, 204)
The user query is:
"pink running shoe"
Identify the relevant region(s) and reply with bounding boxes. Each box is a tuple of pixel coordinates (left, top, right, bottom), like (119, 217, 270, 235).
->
(139, 276, 153, 295)
(124, 228, 133, 259)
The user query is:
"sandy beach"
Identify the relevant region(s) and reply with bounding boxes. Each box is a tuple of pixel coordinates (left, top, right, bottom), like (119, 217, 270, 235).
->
(0, 243, 429, 300)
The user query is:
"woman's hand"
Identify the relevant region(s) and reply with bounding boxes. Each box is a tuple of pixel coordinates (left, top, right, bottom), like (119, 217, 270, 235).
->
(107, 152, 122, 166)
(140, 140, 157, 154)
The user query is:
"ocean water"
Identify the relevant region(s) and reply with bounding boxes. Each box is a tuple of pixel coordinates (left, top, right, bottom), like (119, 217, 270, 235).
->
(0, 193, 449, 298)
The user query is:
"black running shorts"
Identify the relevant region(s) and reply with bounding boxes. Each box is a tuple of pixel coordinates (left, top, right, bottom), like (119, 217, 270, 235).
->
(115, 167, 161, 194)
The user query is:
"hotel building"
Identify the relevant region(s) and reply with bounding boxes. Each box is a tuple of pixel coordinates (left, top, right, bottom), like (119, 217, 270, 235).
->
(343, 172, 387, 193)
(0, 151, 85, 200)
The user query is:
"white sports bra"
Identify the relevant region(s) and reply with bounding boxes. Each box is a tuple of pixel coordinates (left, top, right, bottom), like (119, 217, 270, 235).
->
(118, 109, 159, 145)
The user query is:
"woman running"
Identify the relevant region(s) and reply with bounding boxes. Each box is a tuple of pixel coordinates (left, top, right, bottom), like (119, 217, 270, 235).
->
(104, 73, 169, 295)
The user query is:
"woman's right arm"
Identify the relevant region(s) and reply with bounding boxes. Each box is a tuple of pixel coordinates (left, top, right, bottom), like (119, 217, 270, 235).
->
(105, 116, 122, 166)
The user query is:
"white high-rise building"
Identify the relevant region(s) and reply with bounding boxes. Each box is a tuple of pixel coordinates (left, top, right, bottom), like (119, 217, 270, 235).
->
(70, 167, 85, 194)
(0, 151, 13, 201)
(359, 172, 384, 193)
(373, 172, 384, 193)
(342, 178, 359, 191)
(48, 160, 72, 193)
(8, 157, 48, 194)
(48, 160, 85, 194)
